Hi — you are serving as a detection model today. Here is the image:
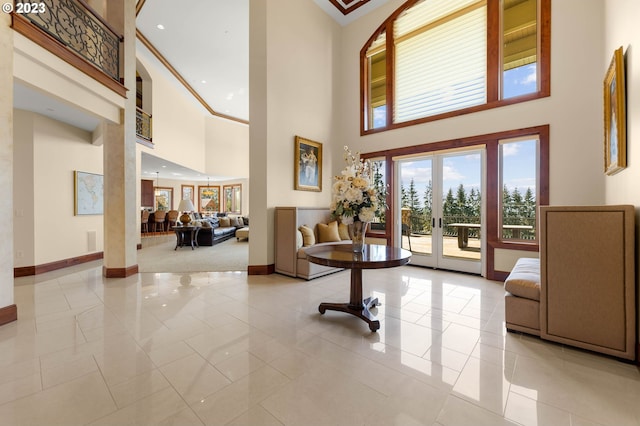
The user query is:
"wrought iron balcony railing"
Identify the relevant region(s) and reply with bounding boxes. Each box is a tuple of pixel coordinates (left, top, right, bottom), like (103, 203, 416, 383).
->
(136, 107, 152, 142)
(14, 0, 122, 82)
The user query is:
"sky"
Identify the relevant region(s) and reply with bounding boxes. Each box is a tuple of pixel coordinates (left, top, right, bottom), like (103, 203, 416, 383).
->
(397, 63, 539, 201)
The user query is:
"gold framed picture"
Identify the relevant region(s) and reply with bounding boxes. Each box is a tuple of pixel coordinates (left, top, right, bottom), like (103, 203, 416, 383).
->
(294, 136, 322, 191)
(604, 46, 626, 175)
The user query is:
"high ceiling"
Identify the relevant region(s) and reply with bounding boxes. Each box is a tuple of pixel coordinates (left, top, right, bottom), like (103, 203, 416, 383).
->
(13, 0, 387, 182)
(135, 0, 387, 124)
(135, 0, 386, 181)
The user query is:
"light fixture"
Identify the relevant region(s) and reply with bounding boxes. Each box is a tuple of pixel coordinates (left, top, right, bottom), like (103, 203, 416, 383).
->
(156, 24, 165, 30)
(178, 199, 195, 225)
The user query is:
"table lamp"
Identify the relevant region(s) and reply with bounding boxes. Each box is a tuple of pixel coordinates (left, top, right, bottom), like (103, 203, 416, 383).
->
(178, 199, 195, 225)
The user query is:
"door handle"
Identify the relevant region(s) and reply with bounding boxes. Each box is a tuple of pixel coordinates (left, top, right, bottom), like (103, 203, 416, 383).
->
(432, 218, 435, 228)
(439, 218, 442, 228)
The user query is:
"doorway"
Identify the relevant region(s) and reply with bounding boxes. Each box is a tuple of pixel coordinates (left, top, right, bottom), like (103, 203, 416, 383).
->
(395, 148, 485, 274)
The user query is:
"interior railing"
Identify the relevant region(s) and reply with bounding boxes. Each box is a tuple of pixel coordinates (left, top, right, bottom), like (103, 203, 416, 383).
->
(14, 0, 122, 82)
(136, 107, 152, 142)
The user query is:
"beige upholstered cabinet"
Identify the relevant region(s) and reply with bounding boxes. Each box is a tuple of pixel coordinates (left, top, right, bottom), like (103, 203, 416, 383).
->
(540, 205, 636, 360)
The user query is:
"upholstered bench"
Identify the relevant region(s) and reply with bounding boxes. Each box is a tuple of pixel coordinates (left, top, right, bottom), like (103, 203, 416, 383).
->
(504, 257, 541, 336)
(235, 227, 249, 241)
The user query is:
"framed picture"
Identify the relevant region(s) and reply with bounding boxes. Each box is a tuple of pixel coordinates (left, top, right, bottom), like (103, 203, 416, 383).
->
(181, 184, 194, 202)
(74, 171, 103, 215)
(604, 46, 626, 175)
(294, 136, 322, 191)
(154, 187, 173, 211)
(223, 184, 242, 214)
(198, 185, 220, 213)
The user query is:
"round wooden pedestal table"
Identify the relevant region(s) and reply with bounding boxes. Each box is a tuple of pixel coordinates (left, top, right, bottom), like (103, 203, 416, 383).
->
(305, 243, 411, 332)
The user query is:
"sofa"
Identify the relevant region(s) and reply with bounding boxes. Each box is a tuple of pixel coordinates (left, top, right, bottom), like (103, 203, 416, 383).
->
(194, 215, 247, 246)
(504, 205, 636, 361)
(275, 207, 351, 280)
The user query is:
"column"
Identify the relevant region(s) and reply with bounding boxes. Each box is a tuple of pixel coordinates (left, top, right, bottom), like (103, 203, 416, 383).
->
(0, 11, 16, 323)
(102, 0, 138, 277)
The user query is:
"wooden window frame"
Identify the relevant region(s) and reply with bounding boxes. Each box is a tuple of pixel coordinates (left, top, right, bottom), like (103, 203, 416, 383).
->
(362, 125, 549, 281)
(360, 0, 550, 135)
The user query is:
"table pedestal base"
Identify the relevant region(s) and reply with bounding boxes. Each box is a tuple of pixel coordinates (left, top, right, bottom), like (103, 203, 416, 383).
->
(319, 296, 380, 332)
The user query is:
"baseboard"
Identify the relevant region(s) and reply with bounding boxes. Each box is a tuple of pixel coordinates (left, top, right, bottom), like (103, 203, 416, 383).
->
(0, 304, 17, 326)
(103, 264, 139, 278)
(488, 270, 510, 282)
(248, 264, 275, 275)
(14, 252, 104, 277)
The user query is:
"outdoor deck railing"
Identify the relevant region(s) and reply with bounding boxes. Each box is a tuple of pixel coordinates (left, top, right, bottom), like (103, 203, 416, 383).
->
(15, 0, 122, 81)
(411, 215, 536, 240)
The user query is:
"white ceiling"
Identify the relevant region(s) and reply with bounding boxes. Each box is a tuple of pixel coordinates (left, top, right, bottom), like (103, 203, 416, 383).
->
(13, 81, 100, 132)
(13, 0, 387, 182)
(136, 0, 250, 122)
(141, 152, 234, 183)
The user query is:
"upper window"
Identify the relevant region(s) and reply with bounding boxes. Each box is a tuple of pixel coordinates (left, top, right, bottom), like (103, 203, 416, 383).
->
(362, 0, 549, 133)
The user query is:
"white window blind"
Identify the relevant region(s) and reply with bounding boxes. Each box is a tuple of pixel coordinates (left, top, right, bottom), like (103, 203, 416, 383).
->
(394, 2, 487, 123)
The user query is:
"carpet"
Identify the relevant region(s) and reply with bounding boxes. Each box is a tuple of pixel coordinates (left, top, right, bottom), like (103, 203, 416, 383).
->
(138, 234, 248, 273)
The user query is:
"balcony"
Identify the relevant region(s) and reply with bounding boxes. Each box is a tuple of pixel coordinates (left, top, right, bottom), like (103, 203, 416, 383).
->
(11, 0, 126, 97)
(136, 107, 153, 146)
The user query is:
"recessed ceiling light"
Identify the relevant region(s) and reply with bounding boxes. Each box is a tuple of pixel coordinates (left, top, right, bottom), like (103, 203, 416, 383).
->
(157, 24, 165, 30)
(201, 80, 207, 84)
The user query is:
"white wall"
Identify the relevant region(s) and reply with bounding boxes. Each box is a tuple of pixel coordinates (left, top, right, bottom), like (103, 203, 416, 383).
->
(1, 10, 14, 309)
(336, 0, 607, 272)
(249, 0, 341, 266)
(13, 111, 104, 267)
(603, 0, 640, 345)
(13, 33, 123, 125)
(136, 53, 207, 174)
(204, 116, 249, 178)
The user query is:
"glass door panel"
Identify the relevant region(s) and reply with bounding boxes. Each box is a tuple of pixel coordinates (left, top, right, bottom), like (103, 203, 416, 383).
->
(398, 158, 434, 261)
(440, 151, 482, 264)
(396, 149, 484, 274)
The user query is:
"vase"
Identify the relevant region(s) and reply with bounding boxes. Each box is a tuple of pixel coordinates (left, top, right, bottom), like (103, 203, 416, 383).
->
(348, 221, 369, 252)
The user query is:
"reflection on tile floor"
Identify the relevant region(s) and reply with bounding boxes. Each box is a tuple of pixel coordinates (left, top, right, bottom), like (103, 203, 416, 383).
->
(3, 262, 640, 425)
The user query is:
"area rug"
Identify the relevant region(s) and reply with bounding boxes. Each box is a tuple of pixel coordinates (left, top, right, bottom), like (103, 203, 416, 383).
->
(137, 235, 248, 273)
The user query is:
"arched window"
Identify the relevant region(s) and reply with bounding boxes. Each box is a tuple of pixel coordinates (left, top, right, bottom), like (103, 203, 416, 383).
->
(362, 0, 550, 133)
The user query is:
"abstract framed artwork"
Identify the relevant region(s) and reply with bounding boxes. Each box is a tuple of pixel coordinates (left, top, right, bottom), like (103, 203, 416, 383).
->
(604, 46, 626, 175)
(74, 171, 103, 215)
(294, 135, 322, 191)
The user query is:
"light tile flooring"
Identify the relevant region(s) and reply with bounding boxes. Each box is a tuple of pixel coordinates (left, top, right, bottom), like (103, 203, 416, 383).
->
(3, 262, 640, 425)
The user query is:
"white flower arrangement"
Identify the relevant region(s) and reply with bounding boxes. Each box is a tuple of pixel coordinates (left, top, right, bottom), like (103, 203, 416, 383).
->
(330, 146, 381, 225)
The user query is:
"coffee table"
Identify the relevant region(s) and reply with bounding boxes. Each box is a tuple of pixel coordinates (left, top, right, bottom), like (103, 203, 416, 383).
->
(305, 244, 411, 331)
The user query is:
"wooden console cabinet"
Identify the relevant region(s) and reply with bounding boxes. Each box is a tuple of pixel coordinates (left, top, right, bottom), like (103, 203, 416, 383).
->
(540, 205, 636, 360)
(141, 179, 154, 208)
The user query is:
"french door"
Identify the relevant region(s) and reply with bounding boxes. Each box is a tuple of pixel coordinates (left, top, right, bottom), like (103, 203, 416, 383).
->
(395, 148, 485, 275)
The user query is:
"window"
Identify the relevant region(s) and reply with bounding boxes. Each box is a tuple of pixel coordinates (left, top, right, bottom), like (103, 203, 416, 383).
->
(223, 184, 242, 214)
(502, 0, 538, 99)
(499, 137, 538, 241)
(366, 32, 387, 130)
(361, 125, 549, 278)
(369, 158, 388, 232)
(362, 0, 549, 133)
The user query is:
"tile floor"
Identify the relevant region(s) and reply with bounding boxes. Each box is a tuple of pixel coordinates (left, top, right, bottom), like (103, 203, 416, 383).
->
(2, 262, 640, 425)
